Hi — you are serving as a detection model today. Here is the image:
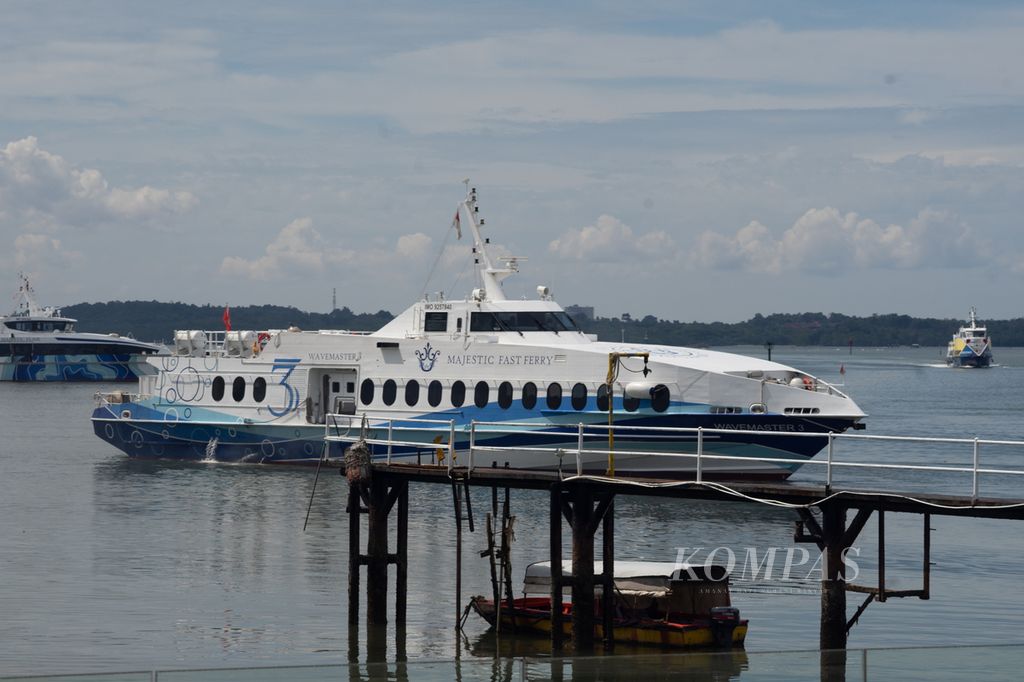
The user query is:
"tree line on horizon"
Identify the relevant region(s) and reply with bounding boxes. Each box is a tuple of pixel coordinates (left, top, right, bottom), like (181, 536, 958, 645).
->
(62, 300, 1024, 347)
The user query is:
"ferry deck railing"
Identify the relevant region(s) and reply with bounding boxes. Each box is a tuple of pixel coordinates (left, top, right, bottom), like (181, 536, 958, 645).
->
(323, 414, 1024, 501)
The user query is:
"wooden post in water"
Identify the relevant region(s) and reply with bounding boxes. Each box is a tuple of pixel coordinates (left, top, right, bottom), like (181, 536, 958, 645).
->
(366, 477, 389, 626)
(347, 482, 361, 628)
(396, 479, 408, 626)
(601, 497, 615, 651)
(570, 483, 596, 653)
(820, 503, 848, 682)
(549, 484, 565, 652)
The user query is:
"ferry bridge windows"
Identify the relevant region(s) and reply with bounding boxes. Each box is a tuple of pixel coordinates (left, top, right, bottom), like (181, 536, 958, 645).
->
(212, 376, 225, 401)
(428, 380, 443, 407)
(382, 379, 397, 406)
(596, 384, 609, 412)
(498, 381, 513, 409)
(360, 379, 374, 405)
(521, 382, 537, 410)
(424, 312, 448, 332)
(232, 377, 246, 402)
(451, 380, 466, 407)
(405, 380, 420, 406)
(474, 381, 490, 408)
(546, 383, 562, 410)
(651, 384, 670, 413)
(571, 383, 588, 411)
(253, 377, 267, 403)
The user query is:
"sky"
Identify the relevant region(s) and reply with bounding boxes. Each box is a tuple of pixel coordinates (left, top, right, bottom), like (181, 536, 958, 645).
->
(1, 1, 1023, 323)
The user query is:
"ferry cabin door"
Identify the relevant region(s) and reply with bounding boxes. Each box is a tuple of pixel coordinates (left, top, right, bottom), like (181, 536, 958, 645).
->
(309, 368, 358, 424)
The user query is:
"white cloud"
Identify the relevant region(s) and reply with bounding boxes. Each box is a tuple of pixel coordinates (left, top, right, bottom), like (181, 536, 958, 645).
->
(900, 109, 933, 126)
(221, 219, 434, 280)
(691, 207, 988, 274)
(0, 136, 197, 231)
(13, 233, 75, 268)
(548, 215, 677, 263)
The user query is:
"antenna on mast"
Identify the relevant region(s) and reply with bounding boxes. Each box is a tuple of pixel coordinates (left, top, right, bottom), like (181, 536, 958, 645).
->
(459, 181, 523, 303)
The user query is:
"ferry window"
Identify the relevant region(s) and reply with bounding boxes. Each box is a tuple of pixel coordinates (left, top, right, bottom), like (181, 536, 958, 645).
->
(347, 382, 355, 393)
(382, 379, 397, 406)
(469, 311, 580, 333)
(571, 383, 587, 411)
(651, 384, 670, 413)
(546, 383, 563, 410)
(212, 376, 225, 401)
(360, 379, 375, 405)
(474, 381, 489, 408)
(253, 377, 267, 403)
(521, 382, 537, 410)
(498, 381, 513, 409)
(428, 380, 443, 407)
(405, 380, 420, 406)
(232, 377, 246, 402)
(451, 380, 466, 407)
(332, 381, 340, 393)
(456, 318, 463, 332)
(425, 312, 448, 332)
(623, 394, 639, 412)
(596, 384, 609, 411)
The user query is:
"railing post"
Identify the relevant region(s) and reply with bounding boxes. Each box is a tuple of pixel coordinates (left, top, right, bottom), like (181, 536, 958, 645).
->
(448, 420, 456, 474)
(696, 427, 703, 483)
(826, 433, 834, 488)
(469, 421, 476, 473)
(386, 420, 393, 464)
(577, 423, 584, 476)
(972, 437, 979, 501)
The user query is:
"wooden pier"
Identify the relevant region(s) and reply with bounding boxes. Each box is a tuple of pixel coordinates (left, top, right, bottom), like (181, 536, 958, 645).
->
(341, 458, 1024, 680)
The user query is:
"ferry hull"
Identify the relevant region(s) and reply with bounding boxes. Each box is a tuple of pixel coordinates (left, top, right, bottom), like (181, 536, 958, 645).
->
(91, 403, 853, 479)
(2, 355, 157, 382)
(947, 352, 992, 368)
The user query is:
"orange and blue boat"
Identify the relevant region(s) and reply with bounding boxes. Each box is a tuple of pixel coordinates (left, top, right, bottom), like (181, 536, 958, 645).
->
(471, 560, 748, 649)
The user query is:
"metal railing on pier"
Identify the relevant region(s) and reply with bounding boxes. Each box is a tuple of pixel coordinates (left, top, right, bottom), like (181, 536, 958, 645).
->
(324, 413, 1024, 501)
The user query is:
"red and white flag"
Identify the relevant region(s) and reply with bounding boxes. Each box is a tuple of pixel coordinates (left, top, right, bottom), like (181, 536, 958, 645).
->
(452, 209, 462, 239)
(222, 305, 232, 332)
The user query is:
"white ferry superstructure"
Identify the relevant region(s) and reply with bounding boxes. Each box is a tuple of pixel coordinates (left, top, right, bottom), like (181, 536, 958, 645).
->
(92, 185, 866, 478)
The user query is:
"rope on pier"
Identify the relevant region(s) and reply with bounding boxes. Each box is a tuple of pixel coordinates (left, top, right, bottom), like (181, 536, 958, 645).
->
(560, 475, 1024, 512)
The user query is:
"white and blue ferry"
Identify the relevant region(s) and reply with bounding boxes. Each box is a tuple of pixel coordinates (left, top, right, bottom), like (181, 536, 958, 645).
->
(92, 185, 866, 478)
(2, 274, 161, 382)
(946, 307, 993, 368)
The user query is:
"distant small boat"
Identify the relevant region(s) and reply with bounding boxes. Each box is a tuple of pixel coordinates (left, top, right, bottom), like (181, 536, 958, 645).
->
(946, 307, 993, 368)
(1, 274, 161, 382)
(470, 560, 747, 649)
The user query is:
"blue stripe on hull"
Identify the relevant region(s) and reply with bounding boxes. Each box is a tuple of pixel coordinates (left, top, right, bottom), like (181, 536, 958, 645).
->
(92, 406, 852, 477)
(2, 354, 153, 382)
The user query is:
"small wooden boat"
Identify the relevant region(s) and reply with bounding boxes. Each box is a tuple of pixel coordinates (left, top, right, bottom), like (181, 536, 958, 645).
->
(471, 560, 747, 649)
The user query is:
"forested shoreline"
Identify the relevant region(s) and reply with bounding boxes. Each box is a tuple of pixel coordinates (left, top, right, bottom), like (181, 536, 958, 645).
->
(62, 301, 1021, 347)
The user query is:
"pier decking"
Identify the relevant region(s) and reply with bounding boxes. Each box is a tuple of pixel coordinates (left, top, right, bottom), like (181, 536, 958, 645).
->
(330, 422, 1024, 681)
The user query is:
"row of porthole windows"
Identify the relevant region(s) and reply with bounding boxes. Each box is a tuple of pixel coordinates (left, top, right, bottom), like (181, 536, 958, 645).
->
(211, 375, 267, 403)
(359, 379, 670, 413)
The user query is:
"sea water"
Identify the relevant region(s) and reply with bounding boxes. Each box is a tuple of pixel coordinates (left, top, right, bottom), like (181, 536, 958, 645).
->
(2, 346, 1024, 676)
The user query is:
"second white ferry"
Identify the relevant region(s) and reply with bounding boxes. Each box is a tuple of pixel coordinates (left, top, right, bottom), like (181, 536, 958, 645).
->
(2, 274, 161, 382)
(92, 185, 867, 478)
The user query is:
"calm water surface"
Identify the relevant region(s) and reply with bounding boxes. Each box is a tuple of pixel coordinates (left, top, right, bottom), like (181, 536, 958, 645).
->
(3, 346, 1024, 676)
